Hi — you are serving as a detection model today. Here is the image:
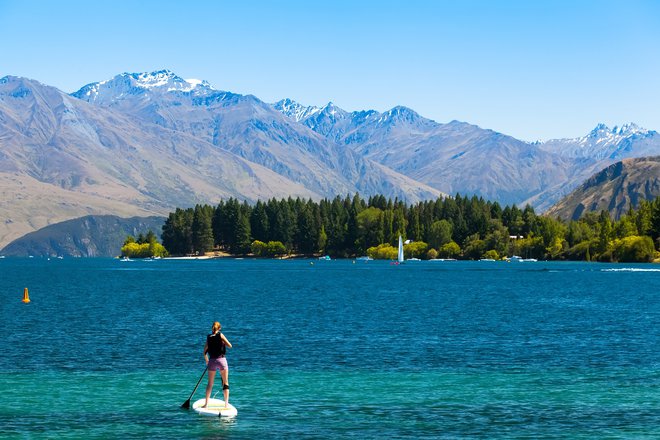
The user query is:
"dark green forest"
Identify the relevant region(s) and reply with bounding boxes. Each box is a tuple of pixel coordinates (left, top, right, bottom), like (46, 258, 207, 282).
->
(160, 194, 660, 262)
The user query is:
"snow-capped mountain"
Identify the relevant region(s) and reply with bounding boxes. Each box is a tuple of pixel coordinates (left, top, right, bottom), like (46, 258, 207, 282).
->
(522, 123, 660, 211)
(272, 99, 436, 145)
(273, 96, 660, 209)
(72, 72, 660, 212)
(272, 98, 323, 122)
(540, 123, 659, 161)
(0, 74, 320, 248)
(273, 99, 359, 140)
(297, 102, 352, 138)
(70, 70, 443, 204)
(72, 69, 213, 104)
(273, 99, 576, 207)
(3, 69, 660, 248)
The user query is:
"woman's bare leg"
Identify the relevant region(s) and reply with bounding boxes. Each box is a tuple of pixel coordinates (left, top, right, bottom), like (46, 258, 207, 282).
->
(221, 369, 229, 406)
(203, 369, 216, 408)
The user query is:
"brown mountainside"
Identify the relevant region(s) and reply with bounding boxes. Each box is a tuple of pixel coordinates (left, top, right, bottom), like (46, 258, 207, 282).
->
(72, 71, 443, 203)
(546, 156, 660, 221)
(0, 76, 319, 248)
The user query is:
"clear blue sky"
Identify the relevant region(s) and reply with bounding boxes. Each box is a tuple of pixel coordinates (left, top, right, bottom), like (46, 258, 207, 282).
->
(1, 0, 659, 141)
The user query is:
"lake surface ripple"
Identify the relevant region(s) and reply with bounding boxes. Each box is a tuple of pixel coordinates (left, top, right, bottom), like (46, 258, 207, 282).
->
(1, 258, 659, 438)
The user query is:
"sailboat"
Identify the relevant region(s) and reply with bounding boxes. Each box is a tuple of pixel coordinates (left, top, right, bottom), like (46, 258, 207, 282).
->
(397, 235, 404, 264)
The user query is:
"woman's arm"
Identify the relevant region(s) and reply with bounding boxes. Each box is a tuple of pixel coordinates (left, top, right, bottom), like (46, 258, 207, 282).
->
(221, 333, 233, 349)
(203, 341, 209, 364)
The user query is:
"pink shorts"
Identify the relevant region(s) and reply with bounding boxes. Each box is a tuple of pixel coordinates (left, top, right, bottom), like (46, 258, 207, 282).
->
(208, 357, 228, 372)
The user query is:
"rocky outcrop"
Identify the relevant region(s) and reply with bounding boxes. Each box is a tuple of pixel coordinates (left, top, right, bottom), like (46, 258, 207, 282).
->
(546, 156, 660, 221)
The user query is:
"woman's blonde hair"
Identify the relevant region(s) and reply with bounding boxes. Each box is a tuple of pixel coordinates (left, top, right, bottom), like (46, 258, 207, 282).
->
(211, 321, 221, 333)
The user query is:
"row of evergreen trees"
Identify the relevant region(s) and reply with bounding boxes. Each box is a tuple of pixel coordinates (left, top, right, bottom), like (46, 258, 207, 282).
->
(159, 194, 660, 262)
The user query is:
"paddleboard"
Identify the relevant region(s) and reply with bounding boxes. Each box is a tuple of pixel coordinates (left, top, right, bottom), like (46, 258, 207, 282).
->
(192, 398, 238, 418)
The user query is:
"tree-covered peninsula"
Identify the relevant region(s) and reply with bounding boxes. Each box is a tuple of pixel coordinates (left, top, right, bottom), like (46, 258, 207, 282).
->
(159, 194, 660, 262)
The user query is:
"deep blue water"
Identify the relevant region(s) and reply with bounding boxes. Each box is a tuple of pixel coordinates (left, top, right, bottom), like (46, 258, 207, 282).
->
(1, 258, 659, 438)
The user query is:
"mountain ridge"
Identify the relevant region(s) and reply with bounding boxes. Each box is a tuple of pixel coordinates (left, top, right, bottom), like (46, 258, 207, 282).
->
(0, 72, 444, 248)
(270, 96, 660, 210)
(0, 75, 322, 248)
(546, 156, 660, 221)
(272, 97, 580, 207)
(1, 215, 166, 257)
(71, 71, 444, 202)
(2, 69, 660, 250)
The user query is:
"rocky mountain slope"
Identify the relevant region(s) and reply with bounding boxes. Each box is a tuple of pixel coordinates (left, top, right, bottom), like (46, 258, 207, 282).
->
(527, 124, 660, 211)
(0, 215, 165, 257)
(273, 99, 660, 210)
(72, 70, 442, 202)
(0, 71, 443, 249)
(3, 69, 660, 250)
(546, 156, 660, 221)
(0, 75, 368, 248)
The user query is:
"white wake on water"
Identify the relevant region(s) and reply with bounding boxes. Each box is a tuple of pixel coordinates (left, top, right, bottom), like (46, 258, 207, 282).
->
(602, 268, 660, 272)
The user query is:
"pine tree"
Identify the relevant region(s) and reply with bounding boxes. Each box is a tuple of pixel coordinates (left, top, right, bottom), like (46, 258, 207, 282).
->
(326, 196, 347, 255)
(192, 204, 214, 254)
(233, 210, 252, 254)
(212, 200, 225, 247)
(145, 230, 157, 244)
(162, 208, 194, 255)
(650, 198, 660, 247)
(598, 210, 612, 253)
(250, 201, 270, 242)
(296, 205, 318, 254)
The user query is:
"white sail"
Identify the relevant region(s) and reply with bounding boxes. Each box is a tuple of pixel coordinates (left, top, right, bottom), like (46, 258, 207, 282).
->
(398, 235, 404, 263)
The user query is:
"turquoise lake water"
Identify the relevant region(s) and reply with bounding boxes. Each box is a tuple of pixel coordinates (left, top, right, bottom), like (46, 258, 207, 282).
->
(1, 258, 660, 439)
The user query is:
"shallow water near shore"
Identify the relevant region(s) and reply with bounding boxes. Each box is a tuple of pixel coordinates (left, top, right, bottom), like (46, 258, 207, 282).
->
(1, 258, 659, 438)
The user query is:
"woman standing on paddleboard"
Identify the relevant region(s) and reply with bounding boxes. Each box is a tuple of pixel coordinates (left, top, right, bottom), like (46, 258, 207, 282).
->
(203, 321, 232, 408)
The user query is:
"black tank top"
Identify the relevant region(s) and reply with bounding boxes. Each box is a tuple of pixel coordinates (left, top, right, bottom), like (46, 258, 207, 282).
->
(207, 332, 226, 358)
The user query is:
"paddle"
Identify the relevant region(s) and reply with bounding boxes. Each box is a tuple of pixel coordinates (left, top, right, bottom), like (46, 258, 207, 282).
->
(181, 367, 207, 409)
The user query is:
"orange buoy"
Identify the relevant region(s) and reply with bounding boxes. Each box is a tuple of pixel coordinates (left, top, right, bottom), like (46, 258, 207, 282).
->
(22, 287, 30, 303)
